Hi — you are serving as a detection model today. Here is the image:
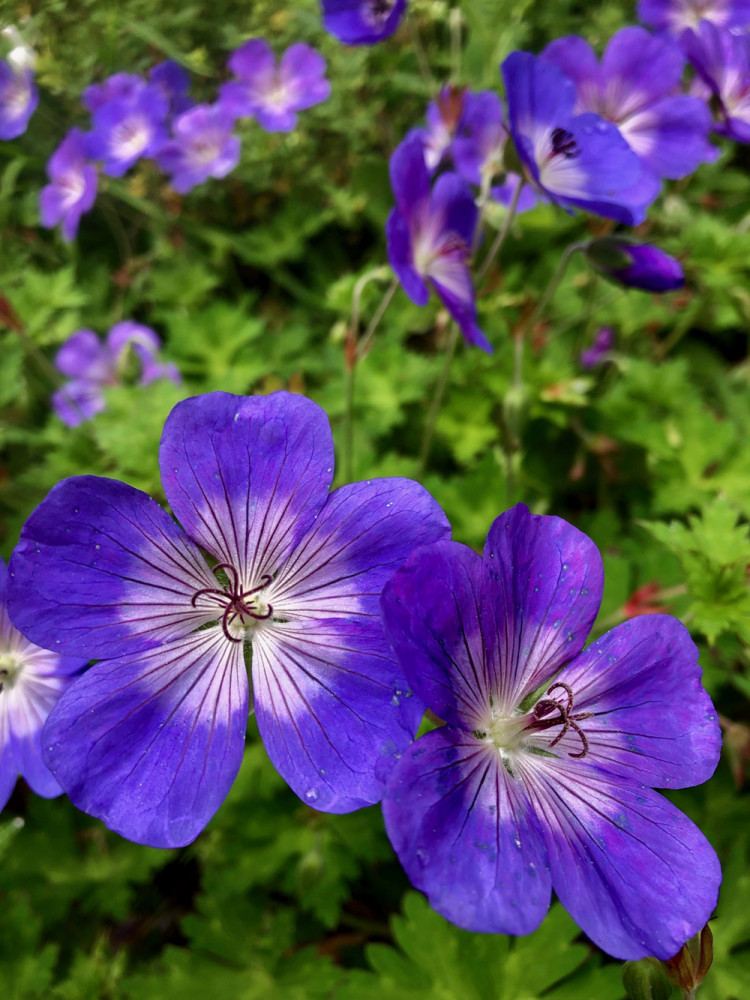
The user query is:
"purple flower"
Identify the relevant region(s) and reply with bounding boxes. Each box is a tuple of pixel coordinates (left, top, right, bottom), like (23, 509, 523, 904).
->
(149, 60, 192, 118)
(452, 90, 507, 188)
(542, 28, 716, 185)
(409, 85, 467, 174)
(502, 52, 652, 225)
(1, 556, 85, 812)
(638, 0, 750, 33)
(0, 61, 38, 139)
(157, 104, 240, 193)
(321, 0, 407, 45)
(380, 503, 722, 960)
(87, 85, 169, 176)
(682, 19, 750, 142)
(8, 391, 450, 847)
(52, 323, 180, 427)
(580, 326, 615, 369)
(219, 40, 330, 133)
(39, 129, 98, 242)
(82, 72, 144, 114)
(386, 136, 490, 353)
(586, 237, 685, 292)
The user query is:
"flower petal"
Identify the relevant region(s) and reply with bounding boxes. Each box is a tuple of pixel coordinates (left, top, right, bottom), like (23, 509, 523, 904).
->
(159, 391, 334, 586)
(482, 503, 603, 706)
(386, 208, 431, 306)
(381, 540, 497, 729)
(551, 615, 721, 788)
(8, 476, 217, 659)
(42, 630, 248, 847)
(517, 753, 721, 960)
(383, 727, 552, 934)
(389, 135, 430, 220)
(252, 619, 422, 811)
(269, 476, 450, 619)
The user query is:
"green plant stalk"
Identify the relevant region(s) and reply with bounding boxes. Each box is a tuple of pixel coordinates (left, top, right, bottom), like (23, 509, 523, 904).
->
(417, 322, 460, 475)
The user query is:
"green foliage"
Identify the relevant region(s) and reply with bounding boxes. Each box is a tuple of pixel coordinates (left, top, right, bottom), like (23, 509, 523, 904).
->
(641, 500, 750, 646)
(0, 0, 749, 998)
(339, 894, 624, 1000)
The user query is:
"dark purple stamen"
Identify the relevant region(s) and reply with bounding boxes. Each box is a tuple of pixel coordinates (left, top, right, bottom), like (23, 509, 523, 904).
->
(551, 127, 579, 159)
(192, 564, 273, 643)
(530, 681, 592, 758)
(368, 0, 395, 22)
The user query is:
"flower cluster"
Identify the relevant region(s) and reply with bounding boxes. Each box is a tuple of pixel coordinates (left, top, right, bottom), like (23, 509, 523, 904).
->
(3, 399, 722, 961)
(37, 41, 330, 241)
(384, 8, 743, 351)
(51, 321, 180, 427)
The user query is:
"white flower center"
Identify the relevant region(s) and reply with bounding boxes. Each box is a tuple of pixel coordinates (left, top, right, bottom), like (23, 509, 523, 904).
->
(0, 651, 24, 691)
(112, 116, 151, 160)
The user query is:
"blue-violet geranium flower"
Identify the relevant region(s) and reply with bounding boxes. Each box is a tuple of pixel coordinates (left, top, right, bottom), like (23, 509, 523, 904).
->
(87, 84, 168, 177)
(380, 503, 721, 960)
(157, 104, 240, 193)
(1, 556, 85, 812)
(586, 237, 685, 292)
(0, 59, 37, 139)
(39, 129, 98, 242)
(321, 0, 407, 45)
(502, 52, 651, 225)
(51, 322, 180, 427)
(638, 0, 750, 34)
(386, 134, 491, 352)
(542, 28, 716, 186)
(219, 40, 330, 134)
(8, 391, 450, 847)
(681, 18, 750, 142)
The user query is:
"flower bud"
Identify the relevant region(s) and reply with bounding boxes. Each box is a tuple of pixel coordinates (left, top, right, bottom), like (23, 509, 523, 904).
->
(586, 238, 684, 292)
(622, 959, 673, 1000)
(665, 924, 714, 996)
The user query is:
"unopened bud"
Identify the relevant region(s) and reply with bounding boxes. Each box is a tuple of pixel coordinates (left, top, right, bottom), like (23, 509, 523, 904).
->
(586, 238, 684, 293)
(665, 924, 713, 996)
(622, 958, 673, 1000)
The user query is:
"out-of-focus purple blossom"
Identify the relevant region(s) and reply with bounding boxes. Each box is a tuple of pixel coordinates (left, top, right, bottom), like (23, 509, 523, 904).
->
(580, 326, 615, 369)
(149, 60, 192, 118)
(0, 556, 85, 813)
(682, 19, 750, 142)
(638, 0, 750, 33)
(587, 237, 685, 291)
(542, 28, 716, 186)
(0, 61, 37, 139)
(452, 90, 507, 188)
(82, 72, 144, 114)
(219, 40, 330, 133)
(386, 135, 490, 352)
(408, 85, 466, 173)
(490, 173, 538, 214)
(321, 0, 407, 45)
(157, 104, 240, 193)
(87, 85, 169, 176)
(502, 52, 651, 225)
(39, 129, 98, 242)
(52, 322, 180, 427)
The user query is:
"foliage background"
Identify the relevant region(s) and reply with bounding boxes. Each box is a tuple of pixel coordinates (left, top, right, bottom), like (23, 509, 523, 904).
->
(0, 0, 749, 997)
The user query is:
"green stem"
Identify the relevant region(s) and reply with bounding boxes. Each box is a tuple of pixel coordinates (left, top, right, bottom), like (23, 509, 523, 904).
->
(476, 180, 523, 282)
(342, 269, 396, 484)
(521, 240, 589, 335)
(417, 323, 460, 475)
(449, 6, 463, 82)
(357, 277, 398, 360)
(407, 13, 436, 90)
